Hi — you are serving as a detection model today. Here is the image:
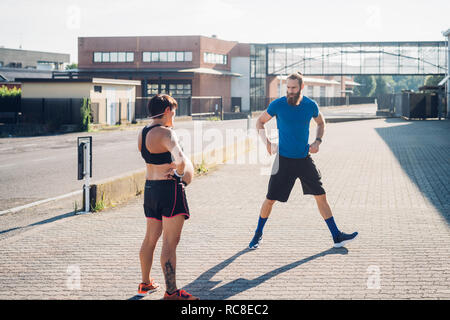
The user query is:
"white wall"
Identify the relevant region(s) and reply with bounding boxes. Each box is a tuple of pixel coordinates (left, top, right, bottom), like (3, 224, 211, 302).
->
(231, 57, 250, 112)
(21, 82, 91, 98)
(447, 33, 450, 118)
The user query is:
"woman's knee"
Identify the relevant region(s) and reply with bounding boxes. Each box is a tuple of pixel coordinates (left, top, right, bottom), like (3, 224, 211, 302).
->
(162, 233, 181, 250)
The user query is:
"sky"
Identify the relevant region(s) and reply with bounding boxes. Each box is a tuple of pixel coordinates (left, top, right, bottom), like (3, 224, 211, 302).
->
(1, 0, 449, 63)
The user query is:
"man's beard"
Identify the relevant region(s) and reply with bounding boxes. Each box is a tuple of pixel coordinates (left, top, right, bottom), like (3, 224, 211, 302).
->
(287, 91, 301, 106)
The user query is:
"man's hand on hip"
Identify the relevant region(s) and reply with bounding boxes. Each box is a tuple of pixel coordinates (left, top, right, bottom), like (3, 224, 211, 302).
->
(309, 141, 320, 154)
(266, 141, 278, 155)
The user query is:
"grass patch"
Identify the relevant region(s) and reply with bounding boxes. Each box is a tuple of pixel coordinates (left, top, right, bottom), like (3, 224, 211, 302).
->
(91, 193, 106, 212)
(194, 161, 209, 175)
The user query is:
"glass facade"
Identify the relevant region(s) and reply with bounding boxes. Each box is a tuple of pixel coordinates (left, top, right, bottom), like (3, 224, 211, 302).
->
(250, 44, 267, 112)
(250, 41, 447, 111)
(266, 42, 447, 76)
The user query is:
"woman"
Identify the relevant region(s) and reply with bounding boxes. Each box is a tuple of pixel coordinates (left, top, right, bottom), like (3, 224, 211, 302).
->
(137, 94, 197, 300)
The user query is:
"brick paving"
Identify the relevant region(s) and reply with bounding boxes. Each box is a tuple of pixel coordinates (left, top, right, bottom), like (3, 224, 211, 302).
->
(0, 118, 449, 300)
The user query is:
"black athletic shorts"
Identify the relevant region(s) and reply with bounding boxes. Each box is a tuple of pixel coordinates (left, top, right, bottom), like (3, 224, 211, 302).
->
(266, 154, 326, 202)
(143, 178, 190, 221)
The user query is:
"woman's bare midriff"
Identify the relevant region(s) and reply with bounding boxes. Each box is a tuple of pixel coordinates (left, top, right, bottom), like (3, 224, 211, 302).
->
(145, 162, 177, 181)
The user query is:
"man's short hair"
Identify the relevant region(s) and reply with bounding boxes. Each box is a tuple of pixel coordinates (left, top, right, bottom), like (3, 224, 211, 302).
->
(147, 94, 178, 118)
(286, 72, 304, 88)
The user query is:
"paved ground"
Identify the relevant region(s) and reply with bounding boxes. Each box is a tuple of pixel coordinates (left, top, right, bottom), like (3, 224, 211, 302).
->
(1, 117, 449, 300)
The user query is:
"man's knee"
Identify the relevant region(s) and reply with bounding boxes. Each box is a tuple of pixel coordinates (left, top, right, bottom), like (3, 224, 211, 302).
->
(265, 198, 277, 206)
(313, 193, 328, 203)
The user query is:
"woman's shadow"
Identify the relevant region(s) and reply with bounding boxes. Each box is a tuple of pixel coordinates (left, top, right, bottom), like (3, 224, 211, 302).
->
(181, 246, 348, 300)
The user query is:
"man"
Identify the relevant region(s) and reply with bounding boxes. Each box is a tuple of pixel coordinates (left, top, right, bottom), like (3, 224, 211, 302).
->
(249, 72, 358, 249)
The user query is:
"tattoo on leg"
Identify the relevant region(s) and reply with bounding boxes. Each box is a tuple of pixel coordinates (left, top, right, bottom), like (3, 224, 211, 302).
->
(163, 260, 176, 293)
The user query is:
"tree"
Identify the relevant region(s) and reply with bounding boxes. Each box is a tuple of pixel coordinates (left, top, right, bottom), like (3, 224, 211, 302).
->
(424, 75, 445, 87)
(353, 75, 376, 97)
(65, 63, 78, 70)
(373, 76, 395, 96)
(391, 75, 425, 92)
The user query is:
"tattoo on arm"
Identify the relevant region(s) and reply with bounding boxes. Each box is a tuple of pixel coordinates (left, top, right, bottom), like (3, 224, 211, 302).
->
(163, 260, 177, 293)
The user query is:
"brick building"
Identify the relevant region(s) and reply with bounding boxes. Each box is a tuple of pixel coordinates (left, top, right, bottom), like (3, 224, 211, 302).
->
(77, 36, 250, 115)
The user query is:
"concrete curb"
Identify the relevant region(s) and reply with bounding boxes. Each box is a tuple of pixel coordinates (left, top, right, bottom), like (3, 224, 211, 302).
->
(88, 136, 256, 211)
(324, 116, 390, 123)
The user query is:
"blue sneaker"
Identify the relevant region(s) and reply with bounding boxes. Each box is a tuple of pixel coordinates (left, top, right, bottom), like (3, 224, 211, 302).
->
(249, 231, 263, 249)
(333, 231, 358, 248)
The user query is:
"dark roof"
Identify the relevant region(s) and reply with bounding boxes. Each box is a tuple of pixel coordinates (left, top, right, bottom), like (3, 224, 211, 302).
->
(16, 78, 94, 83)
(0, 67, 53, 81)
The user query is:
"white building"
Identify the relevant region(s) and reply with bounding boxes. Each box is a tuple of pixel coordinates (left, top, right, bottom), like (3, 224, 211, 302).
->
(443, 28, 450, 118)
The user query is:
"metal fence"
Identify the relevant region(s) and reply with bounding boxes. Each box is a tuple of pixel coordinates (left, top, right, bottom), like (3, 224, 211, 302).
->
(250, 96, 376, 112)
(135, 96, 191, 119)
(0, 96, 20, 123)
(137, 96, 235, 120)
(0, 97, 139, 127)
(0, 98, 84, 128)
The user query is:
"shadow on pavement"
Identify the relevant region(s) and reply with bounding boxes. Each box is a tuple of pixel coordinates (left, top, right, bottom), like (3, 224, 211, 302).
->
(0, 211, 77, 236)
(375, 118, 450, 225)
(181, 247, 348, 300)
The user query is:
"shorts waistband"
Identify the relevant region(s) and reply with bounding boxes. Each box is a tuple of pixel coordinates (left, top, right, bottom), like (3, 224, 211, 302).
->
(145, 179, 176, 186)
(279, 154, 311, 160)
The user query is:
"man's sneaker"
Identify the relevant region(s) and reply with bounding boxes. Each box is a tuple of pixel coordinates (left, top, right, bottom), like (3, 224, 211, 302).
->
(249, 231, 263, 250)
(137, 279, 160, 296)
(333, 231, 358, 248)
(163, 289, 199, 300)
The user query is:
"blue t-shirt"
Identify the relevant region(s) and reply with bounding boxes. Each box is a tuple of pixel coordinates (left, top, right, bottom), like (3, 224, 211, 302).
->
(266, 96, 319, 159)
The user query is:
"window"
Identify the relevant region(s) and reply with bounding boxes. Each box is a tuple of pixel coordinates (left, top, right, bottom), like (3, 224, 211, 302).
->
(94, 52, 102, 62)
(142, 51, 192, 63)
(147, 82, 191, 96)
(126, 52, 134, 62)
(169, 83, 191, 96)
(94, 85, 102, 93)
(203, 52, 227, 65)
(102, 52, 110, 62)
(148, 84, 159, 95)
(93, 51, 134, 63)
(160, 52, 168, 62)
(37, 61, 57, 71)
(143, 52, 151, 62)
(168, 52, 176, 62)
(110, 52, 118, 62)
(320, 86, 326, 97)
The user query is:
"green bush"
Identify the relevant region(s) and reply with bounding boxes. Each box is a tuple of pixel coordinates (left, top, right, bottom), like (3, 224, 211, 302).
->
(80, 98, 91, 131)
(0, 86, 21, 97)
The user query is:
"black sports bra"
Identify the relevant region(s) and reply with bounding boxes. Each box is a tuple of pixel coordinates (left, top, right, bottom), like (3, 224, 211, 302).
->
(141, 124, 173, 165)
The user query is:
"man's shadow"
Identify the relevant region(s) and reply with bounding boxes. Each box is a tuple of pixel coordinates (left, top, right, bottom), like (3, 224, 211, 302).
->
(129, 246, 348, 300)
(181, 246, 348, 300)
